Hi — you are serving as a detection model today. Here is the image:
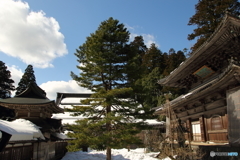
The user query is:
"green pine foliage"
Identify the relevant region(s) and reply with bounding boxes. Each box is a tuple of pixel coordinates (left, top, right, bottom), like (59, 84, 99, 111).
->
(69, 18, 145, 159)
(68, 17, 187, 157)
(142, 43, 165, 74)
(125, 36, 149, 116)
(127, 36, 147, 85)
(142, 67, 162, 108)
(16, 65, 36, 95)
(188, 0, 240, 52)
(0, 61, 15, 98)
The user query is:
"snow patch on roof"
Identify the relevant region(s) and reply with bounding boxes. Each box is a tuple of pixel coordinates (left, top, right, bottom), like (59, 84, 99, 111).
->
(181, 92, 192, 99)
(145, 119, 165, 125)
(52, 130, 72, 140)
(52, 112, 85, 124)
(155, 107, 163, 112)
(0, 119, 45, 141)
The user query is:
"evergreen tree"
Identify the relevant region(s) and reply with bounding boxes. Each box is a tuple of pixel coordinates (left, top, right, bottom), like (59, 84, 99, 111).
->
(127, 36, 147, 84)
(142, 67, 163, 109)
(188, 0, 240, 51)
(139, 44, 164, 109)
(155, 49, 187, 105)
(163, 49, 186, 75)
(142, 43, 164, 74)
(16, 65, 36, 95)
(125, 36, 147, 110)
(163, 48, 176, 75)
(0, 61, 15, 98)
(69, 17, 145, 160)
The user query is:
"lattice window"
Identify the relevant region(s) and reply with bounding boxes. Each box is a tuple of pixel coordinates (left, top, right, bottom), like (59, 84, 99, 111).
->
(192, 121, 201, 141)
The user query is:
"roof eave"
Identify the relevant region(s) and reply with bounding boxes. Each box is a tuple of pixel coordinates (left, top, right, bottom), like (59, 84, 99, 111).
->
(158, 14, 240, 87)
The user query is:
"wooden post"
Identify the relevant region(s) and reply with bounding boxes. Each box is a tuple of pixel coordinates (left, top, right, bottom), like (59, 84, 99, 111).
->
(186, 118, 192, 141)
(199, 115, 206, 142)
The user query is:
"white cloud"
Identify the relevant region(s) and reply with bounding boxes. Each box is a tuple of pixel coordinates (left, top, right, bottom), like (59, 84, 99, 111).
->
(0, 0, 67, 68)
(125, 23, 135, 31)
(129, 32, 159, 48)
(7, 65, 23, 96)
(142, 34, 159, 48)
(40, 80, 92, 100)
(7, 65, 91, 102)
(7, 65, 23, 87)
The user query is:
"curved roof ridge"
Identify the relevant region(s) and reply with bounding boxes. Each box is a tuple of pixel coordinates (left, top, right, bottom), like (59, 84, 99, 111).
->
(15, 82, 48, 99)
(158, 13, 240, 87)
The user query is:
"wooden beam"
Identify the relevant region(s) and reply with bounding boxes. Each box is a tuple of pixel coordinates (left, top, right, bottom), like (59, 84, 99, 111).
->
(180, 106, 226, 120)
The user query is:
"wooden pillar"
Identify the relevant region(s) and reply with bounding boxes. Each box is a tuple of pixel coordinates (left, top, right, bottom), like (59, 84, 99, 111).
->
(166, 116, 170, 137)
(186, 118, 192, 141)
(199, 115, 206, 142)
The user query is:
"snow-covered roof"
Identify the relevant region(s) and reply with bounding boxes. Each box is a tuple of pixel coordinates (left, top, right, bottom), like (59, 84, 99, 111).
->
(0, 119, 45, 141)
(144, 119, 165, 126)
(52, 130, 72, 140)
(52, 112, 85, 124)
(52, 113, 165, 127)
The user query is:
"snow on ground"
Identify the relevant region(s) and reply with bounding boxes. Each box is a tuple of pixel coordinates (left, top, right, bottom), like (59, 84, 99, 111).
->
(0, 119, 45, 141)
(61, 148, 172, 160)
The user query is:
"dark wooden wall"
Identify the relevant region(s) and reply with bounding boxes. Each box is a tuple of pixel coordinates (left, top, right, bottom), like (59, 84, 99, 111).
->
(205, 114, 228, 142)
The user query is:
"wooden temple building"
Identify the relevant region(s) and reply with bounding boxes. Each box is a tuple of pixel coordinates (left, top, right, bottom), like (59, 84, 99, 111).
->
(154, 13, 240, 157)
(0, 82, 67, 160)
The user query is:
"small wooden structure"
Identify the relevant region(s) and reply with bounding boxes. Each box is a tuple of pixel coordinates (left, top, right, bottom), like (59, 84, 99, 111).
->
(0, 82, 63, 119)
(0, 82, 67, 160)
(154, 13, 240, 157)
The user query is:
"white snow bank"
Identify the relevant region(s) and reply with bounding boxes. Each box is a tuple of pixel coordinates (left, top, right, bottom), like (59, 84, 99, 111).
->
(61, 148, 172, 160)
(0, 119, 45, 141)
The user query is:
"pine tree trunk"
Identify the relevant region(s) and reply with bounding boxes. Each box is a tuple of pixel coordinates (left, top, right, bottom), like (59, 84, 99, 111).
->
(106, 147, 111, 160)
(106, 102, 112, 160)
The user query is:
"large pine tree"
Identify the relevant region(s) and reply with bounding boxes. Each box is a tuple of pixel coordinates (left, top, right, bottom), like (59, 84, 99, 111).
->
(69, 17, 145, 160)
(0, 61, 15, 98)
(188, 0, 240, 51)
(16, 65, 36, 95)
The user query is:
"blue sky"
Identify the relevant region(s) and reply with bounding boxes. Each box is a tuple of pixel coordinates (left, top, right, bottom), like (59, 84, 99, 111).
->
(0, 0, 198, 100)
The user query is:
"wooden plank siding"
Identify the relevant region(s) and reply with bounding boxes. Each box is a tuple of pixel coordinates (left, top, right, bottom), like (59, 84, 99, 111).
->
(205, 114, 228, 142)
(0, 145, 33, 160)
